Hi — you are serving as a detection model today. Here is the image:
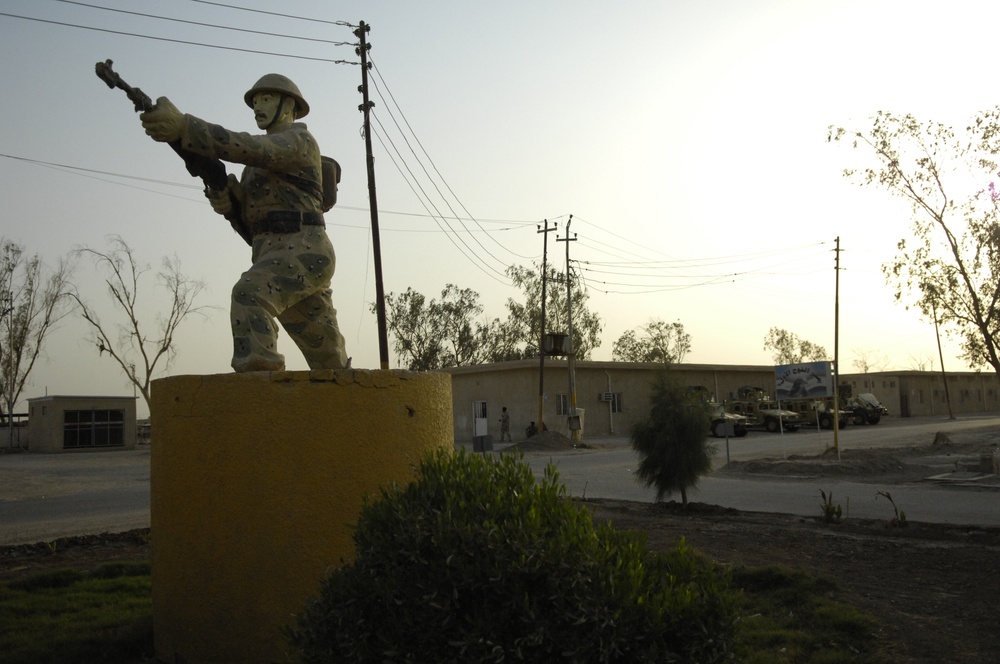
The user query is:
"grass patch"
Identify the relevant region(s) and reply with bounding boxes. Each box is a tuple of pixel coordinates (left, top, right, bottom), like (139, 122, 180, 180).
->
(732, 564, 882, 663)
(0, 557, 882, 663)
(0, 561, 153, 664)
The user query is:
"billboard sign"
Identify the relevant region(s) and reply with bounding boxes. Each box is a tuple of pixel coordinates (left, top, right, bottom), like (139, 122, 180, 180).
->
(775, 361, 833, 399)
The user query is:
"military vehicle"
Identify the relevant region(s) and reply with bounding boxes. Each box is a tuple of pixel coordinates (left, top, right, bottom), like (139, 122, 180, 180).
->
(785, 396, 852, 430)
(686, 386, 749, 438)
(708, 403, 749, 438)
(725, 386, 806, 433)
(846, 392, 887, 425)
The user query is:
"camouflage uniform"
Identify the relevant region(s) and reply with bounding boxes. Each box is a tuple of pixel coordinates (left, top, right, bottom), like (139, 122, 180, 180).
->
(178, 114, 348, 372)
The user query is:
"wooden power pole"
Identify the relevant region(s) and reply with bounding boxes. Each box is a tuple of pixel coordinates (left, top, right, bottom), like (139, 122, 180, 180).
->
(355, 21, 390, 370)
(537, 220, 557, 432)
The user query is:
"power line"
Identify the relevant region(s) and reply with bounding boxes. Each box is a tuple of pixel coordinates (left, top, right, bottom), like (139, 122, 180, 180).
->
(0, 11, 359, 63)
(0, 152, 542, 227)
(369, 109, 513, 277)
(369, 116, 510, 283)
(368, 77, 508, 266)
(51, 0, 353, 45)
(369, 60, 533, 262)
(186, 0, 356, 27)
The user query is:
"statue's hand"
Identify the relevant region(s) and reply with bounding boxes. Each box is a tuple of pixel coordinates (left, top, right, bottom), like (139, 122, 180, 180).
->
(140, 96, 184, 142)
(205, 186, 232, 216)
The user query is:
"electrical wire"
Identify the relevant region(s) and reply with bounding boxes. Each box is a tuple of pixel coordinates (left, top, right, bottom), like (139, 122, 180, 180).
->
(368, 115, 510, 283)
(0, 153, 541, 229)
(369, 60, 534, 262)
(369, 104, 512, 274)
(186, 0, 356, 27)
(0, 11, 358, 64)
(50, 0, 354, 45)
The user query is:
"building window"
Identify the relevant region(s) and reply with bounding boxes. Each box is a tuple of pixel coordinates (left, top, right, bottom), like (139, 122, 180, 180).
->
(556, 393, 569, 416)
(64, 409, 125, 449)
(610, 392, 624, 413)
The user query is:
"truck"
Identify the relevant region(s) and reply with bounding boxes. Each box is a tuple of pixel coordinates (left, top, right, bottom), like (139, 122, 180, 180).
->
(725, 386, 806, 433)
(846, 392, 888, 425)
(686, 386, 749, 438)
(784, 396, 852, 430)
(708, 403, 750, 438)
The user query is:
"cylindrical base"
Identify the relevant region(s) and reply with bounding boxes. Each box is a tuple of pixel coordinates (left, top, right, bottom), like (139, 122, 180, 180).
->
(150, 369, 453, 664)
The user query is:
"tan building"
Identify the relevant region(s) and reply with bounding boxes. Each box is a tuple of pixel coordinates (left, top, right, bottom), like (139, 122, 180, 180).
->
(841, 370, 1000, 418)
(445, 360, 777, 443)
(27, 395, 138, 453)
(446, 361, 1000, 443)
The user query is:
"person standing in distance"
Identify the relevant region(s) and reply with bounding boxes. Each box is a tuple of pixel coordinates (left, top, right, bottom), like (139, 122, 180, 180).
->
(139, 74, 348, 372)
(499, 406, 511, 441)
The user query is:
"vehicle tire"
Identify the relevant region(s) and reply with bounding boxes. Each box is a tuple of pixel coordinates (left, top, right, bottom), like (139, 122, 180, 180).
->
(867, 411, 882, 425)
(735, 426, 748, 438)
(710, 421, 723, 438)
(852, 409, 867, 426)
(765, 418, 780, 433)
(819, 414, 833, 429)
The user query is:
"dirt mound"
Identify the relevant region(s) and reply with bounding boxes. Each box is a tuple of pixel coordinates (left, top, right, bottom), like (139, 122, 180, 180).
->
(718, 441, 995, 482)
(0, 529, 150, 583)
(503, 431, 578, 453)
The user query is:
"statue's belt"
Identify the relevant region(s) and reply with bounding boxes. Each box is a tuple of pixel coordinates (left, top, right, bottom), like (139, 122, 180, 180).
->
(253, 211, 325, 236)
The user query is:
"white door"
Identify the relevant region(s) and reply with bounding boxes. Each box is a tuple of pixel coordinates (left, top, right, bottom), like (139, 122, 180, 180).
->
(473, 401, 488, 437)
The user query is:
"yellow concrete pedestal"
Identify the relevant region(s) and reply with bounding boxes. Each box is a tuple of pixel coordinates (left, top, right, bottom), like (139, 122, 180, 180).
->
(150, 369, 453, 664)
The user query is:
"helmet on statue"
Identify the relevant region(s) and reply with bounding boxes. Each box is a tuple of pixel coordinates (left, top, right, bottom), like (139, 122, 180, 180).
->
(244, 74, 309, 119)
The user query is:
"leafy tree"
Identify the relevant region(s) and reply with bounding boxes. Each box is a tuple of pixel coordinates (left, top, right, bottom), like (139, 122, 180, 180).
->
(830, 111, 1000, 374)
(763, 327, 827, 364)
(503, 262, 603, 360)
(612, 318, 691, 363)
(68, 236, 210, 413)
(380, 284, 489, 370)
(378, 263, 603, 368)
(630, 372, 716, 505)
(0, 240, 73, 428)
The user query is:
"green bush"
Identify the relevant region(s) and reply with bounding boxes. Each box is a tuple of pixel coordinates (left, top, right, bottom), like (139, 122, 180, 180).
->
(631, 372, 716, 505)
(291, 449, 737, 663)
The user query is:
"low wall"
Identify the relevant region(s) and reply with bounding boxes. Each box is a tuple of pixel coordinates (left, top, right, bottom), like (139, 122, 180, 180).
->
(150, 369, 453, 664)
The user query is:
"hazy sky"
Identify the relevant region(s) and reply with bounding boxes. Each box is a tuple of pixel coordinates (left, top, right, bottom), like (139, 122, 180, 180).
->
(2, 0, 998, 417)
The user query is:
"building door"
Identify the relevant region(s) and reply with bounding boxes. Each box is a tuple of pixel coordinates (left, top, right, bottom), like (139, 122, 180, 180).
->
(473, 401, 488, 437)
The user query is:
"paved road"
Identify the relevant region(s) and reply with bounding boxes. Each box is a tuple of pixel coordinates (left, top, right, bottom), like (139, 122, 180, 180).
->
(1, 415, 998, 545)
(519, 446, 1000, 525)
(514, 414, 1000, 526)
(0, 448, 151, 546)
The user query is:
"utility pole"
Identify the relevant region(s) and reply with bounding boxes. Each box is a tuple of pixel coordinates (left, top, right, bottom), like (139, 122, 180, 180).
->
(537, 220, 557, 433)
(832, 236, 842, 459)
(557, 216, 579, 442)
(355, 21, 390, 370)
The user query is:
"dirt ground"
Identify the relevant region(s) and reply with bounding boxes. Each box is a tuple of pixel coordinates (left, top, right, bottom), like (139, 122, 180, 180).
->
(2, 432, 998, 663)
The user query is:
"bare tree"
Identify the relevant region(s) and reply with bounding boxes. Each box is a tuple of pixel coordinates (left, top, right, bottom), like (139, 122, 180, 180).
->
(907, 353, 935, 371)
(0, 240, 74, 432)
(830, 110, 1000, 375)
(850, 347, 890, 373)
(68, 236, 211, 412)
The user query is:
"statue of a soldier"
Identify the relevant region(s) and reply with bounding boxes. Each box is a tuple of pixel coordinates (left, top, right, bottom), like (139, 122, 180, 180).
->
(139, 74, 348, 373)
